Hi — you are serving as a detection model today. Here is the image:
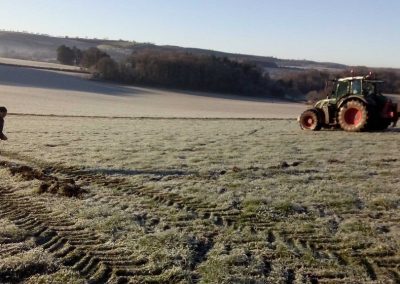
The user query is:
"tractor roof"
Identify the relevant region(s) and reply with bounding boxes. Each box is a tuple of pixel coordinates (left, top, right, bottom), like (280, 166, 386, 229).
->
(338, 76, 365, 81)
(337, 76, 384, 83)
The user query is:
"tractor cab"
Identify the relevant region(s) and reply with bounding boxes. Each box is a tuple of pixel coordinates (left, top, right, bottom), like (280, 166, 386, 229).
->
(328, 76, 384, 100)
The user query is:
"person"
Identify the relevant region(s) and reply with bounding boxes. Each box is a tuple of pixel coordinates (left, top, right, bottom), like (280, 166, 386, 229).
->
(0, 106, 8, 141)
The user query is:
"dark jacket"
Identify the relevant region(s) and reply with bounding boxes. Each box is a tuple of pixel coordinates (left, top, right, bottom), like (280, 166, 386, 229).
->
(0, 117, 4, 139)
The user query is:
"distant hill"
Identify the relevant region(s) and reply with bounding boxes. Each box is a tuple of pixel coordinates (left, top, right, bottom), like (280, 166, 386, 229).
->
(0, 31, 348, 76)
(0, 31, 136, 62)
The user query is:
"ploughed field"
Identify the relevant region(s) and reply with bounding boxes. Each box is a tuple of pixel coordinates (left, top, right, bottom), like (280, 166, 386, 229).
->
(0, 116, 399, 283)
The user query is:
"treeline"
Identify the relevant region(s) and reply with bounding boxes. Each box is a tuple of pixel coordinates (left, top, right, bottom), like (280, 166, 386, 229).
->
(57, 45, 400, 98)
(117, 51, 274, 94)
(57, 45, 110, 68)
(275, 70, 331, 100)
(57, 45, 275, 95)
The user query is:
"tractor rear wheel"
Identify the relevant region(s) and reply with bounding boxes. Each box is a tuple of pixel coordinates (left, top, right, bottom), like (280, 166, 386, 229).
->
(299, 109, 321, 131)
(338, 100, 368, 132)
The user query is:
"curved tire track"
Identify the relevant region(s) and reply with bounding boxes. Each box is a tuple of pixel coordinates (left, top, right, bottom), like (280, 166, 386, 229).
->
(0, 187, 145, 283)
(1, 153, 399, 283)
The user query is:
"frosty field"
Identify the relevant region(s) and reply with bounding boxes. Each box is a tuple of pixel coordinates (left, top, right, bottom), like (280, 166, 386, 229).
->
(0, 115, 399, 283)
(0, 64, 304, 119)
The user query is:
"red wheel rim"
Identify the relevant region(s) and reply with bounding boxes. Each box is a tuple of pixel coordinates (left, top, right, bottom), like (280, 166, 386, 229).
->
(303, 116, 314, 128)
(344, 108, 362, 125)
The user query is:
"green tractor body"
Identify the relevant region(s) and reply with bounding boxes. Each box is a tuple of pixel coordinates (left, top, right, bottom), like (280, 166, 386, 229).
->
(299, 75, 399, 132)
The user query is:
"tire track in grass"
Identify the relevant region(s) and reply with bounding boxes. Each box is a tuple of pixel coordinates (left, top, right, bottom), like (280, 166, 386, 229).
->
(0, 186, 151, 283)
(0, 157, 360, 283)
(2, 152, 400, 282)
(0, 155, 224, 282)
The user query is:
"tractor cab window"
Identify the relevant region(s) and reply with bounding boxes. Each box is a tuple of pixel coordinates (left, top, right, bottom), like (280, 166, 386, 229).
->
(351, 80, 362, 95)
(363, 82, 376, 95)
(375, 83, 383, 94)
(335, 81, 349, 98)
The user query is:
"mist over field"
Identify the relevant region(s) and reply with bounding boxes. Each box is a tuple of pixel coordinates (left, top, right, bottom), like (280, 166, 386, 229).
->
(0, 31, 348, 71)
(2, 31, 400, 101)
(0, 31, 133, 62)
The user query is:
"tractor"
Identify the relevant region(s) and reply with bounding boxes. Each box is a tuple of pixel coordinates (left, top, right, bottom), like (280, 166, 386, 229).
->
(299, 75, 399, 132)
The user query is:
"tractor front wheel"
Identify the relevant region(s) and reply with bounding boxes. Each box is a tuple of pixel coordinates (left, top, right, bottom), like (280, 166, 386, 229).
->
(338, 100, 368, 132)
(299, 109, 321, 131)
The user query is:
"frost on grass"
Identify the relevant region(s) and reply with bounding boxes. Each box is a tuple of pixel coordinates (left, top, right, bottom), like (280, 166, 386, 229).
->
(0, 117, 399, 283)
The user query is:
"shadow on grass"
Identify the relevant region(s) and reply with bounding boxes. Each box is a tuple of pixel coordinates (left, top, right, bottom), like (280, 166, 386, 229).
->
(385, 127, 400, 133)
(0, 64, 152, 97)
(0, 63, 296, 103)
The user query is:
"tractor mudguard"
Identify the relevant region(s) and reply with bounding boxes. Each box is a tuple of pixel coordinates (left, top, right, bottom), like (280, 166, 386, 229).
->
(337, 96, 369, 110)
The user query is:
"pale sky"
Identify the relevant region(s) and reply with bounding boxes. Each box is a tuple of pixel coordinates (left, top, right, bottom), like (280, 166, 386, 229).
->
(1, 0, 399, 67)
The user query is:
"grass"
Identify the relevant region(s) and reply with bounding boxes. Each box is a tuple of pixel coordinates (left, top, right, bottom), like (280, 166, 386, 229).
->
(0, 219, 27, 243)
(0, 116, 399, 283)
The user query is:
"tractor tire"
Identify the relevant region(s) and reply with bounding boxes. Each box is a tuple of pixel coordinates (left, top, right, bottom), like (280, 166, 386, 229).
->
(338, 100, 368, 132)
(299, 109, 321, 131)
